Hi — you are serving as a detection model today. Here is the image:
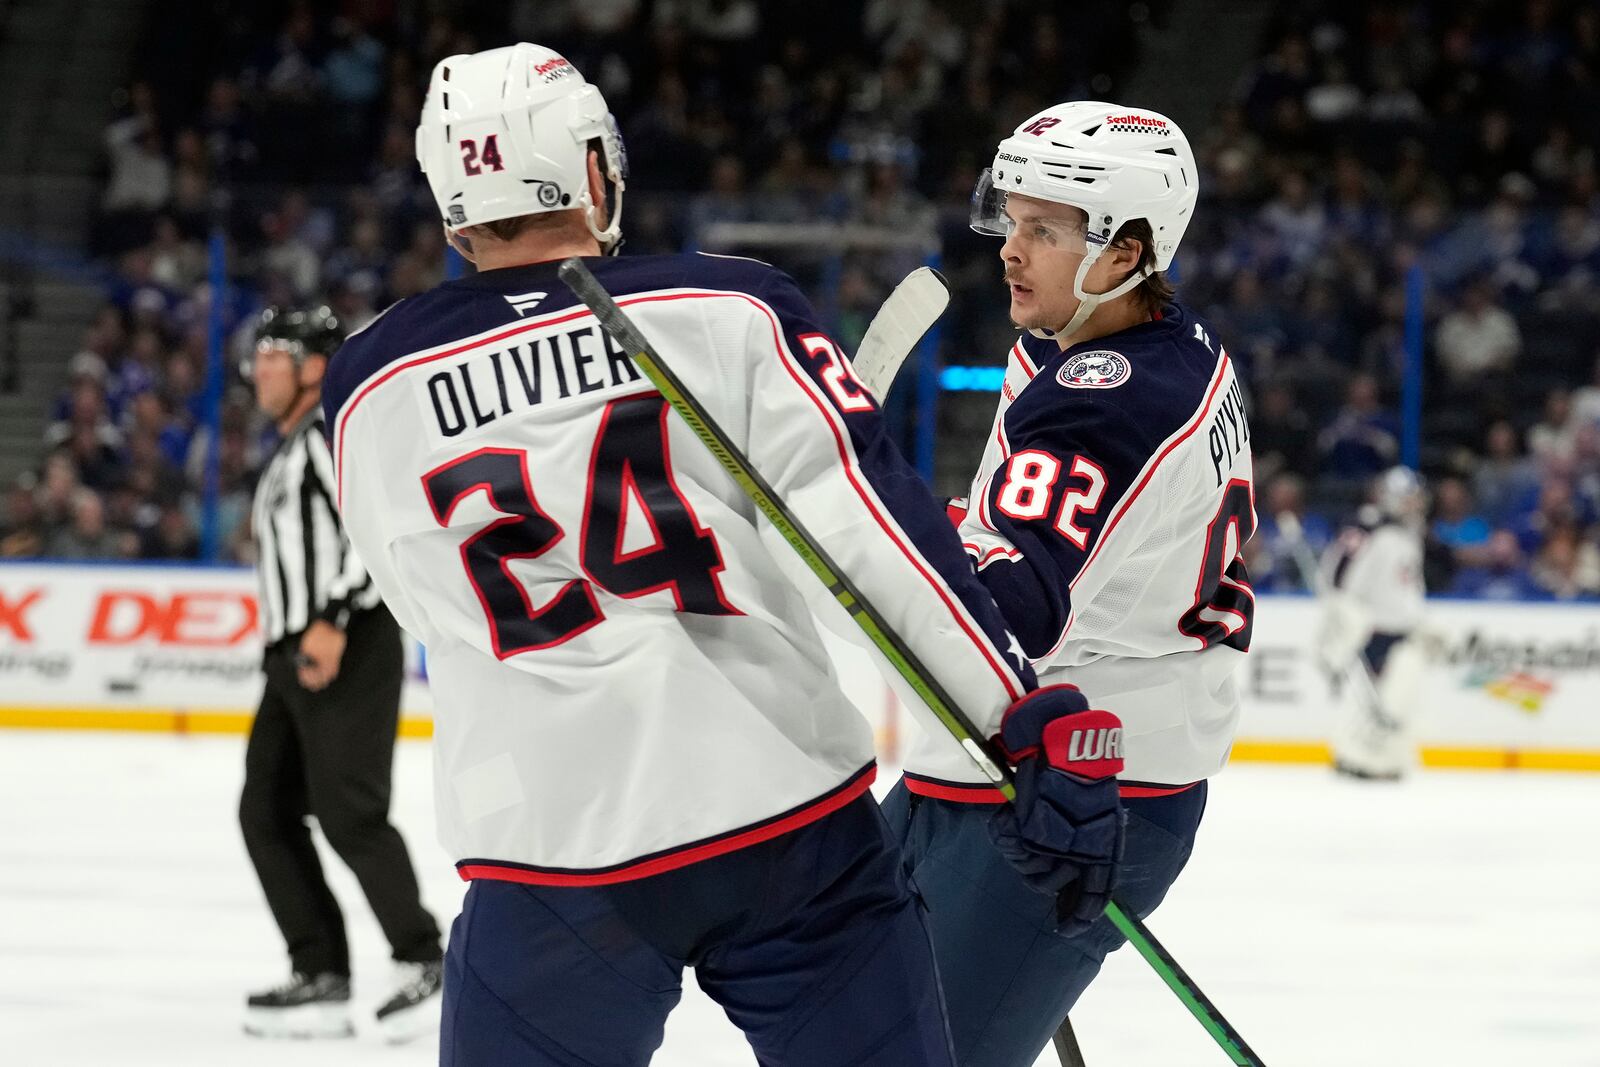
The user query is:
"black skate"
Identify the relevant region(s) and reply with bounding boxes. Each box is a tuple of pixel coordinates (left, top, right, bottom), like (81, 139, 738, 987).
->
(375, 959, 444, 1044)
(243, 971, 353, 1038)
(1333, 759, 1403, 783)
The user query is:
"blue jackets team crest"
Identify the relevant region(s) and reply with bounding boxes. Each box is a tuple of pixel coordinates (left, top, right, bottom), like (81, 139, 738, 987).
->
(1057, 350, 1131, 388)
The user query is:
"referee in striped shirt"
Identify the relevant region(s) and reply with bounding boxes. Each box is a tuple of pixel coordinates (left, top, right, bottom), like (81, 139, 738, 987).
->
(239, 306, 443, 1041)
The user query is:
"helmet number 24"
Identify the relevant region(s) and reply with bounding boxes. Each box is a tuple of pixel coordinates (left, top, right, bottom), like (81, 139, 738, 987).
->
(460, 134, 506, 176)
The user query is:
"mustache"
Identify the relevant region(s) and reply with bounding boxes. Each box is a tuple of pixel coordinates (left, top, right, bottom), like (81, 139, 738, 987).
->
(1002, 268, 1028, 286)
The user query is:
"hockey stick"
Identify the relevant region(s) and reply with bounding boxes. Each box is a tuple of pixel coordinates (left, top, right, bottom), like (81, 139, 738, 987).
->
(1052, 1016, 1089, 1067)
(842, 264, 1090, 1064)
(559, 258, 1010, 787)
(857, 264, 1091, 1065)
(851, 266, 950, 399)
(559, 258, 1267, 1067)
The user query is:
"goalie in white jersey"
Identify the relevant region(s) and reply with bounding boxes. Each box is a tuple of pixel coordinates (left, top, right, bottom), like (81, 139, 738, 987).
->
(884, 102, 1257, 1066)
(324, 46, 1124, 1067)
(1318, 467, 1430, 780)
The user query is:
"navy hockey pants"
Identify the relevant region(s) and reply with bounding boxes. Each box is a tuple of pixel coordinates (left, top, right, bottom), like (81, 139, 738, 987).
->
(440, 792, 955, 1066)
(883, 780, 1208, 1067)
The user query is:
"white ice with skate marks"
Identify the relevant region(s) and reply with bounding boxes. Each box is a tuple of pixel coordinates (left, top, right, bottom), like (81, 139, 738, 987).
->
(0, 731, 1596, 1066)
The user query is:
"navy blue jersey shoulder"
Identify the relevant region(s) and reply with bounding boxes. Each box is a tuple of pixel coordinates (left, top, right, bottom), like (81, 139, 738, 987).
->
(1007, 302, 1224, 473)
(323, 252, 801, 429)
(973, 303, 1234, 657)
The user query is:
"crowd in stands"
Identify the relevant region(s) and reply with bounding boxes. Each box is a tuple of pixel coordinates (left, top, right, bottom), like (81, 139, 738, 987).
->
(1218, 0, 1600, 599)
(2, 0, 1598, 601)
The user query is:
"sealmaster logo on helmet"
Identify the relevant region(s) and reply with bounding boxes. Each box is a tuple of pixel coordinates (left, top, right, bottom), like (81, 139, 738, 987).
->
(1104, 113, 1171, 135)
(534, 55, 573, 82)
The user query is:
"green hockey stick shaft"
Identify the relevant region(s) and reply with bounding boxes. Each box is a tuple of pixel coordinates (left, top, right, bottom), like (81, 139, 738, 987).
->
(557, 258, 1267, 1067)
(1106, 907, 1264, 1065)
(556, 258, 1011, 791)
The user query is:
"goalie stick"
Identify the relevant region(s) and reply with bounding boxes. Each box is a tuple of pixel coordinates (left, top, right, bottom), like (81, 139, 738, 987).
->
(558, 258, 1268, 1067)
(851, 266, 950, 399)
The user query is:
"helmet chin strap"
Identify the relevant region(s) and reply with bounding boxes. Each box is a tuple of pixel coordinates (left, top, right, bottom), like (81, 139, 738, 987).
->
(1027, 251, 1151, 343)
(582, 180, 624, 255)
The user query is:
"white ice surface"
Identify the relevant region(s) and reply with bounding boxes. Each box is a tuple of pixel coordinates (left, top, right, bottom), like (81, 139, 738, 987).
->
(1, 731, 1597, 1066)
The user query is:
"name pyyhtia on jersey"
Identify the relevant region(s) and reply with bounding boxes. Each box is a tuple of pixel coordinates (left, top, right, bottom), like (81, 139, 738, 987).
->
(323, 253, 1036, 885)
(908, 306, 1255, 796)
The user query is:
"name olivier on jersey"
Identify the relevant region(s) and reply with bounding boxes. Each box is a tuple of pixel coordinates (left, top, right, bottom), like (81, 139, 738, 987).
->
(423, 324, 643, 438)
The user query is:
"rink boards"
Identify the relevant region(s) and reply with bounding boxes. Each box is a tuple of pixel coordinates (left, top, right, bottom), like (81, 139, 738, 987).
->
(2, 561, 1598, 771)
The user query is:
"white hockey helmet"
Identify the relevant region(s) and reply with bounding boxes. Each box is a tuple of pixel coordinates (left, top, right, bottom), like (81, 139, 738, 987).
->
(416, 44, 627, 251)
(1372, 466, 1427, 523)
(972, 101, 1198, 337)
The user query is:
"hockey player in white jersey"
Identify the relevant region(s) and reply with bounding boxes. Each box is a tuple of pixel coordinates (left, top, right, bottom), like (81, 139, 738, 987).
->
(1318, 467, 1430, 780)
(883, 102, 1255, 1066)
(323, 46, 1124, 1067)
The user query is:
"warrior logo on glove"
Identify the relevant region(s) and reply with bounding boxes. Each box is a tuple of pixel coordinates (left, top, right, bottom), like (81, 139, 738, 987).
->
(1050, 712, 1123, 776)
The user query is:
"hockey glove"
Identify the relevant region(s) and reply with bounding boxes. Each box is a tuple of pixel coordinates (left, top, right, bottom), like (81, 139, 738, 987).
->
(988, 684, 1125, 937)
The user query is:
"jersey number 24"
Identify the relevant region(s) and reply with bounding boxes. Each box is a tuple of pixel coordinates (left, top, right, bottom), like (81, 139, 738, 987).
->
(422, 394, 738, 658)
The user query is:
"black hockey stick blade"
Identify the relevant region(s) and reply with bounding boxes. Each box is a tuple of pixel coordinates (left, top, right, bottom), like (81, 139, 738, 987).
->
(1053, 1018, 1088, 1067)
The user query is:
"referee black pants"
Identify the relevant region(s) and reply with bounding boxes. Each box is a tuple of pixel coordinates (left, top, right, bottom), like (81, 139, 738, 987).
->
(239, 605, 442, 977)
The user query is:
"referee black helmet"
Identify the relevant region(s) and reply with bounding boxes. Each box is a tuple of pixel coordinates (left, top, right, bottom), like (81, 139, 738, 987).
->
(253, 305, 345, 365)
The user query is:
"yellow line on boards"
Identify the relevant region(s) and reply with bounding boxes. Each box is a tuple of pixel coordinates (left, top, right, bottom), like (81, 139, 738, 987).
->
(1227, 738, 1600, 773)
(0, 711, 1596, 772)
(1228, 740, 1331, 764)
(0, 706, 433, 739)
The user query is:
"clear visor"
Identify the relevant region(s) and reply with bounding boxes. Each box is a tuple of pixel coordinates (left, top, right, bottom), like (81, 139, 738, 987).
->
(603, 113, 630, 183)
(969, 168, 1010, 236)
(968, 168, 1102, 252)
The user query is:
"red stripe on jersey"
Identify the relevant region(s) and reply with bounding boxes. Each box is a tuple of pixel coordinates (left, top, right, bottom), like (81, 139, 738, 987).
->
(455, 764, 876, 886)
(769, 319, 1027, 703)
(336, 305, 598, 507)
(1044, 354, 1235, 660)
(974, 420, 1012, 535)
(1068, 354, 1232, 594)
(1013, 340, 1039, 380)
(335, 288, 1024, 703)
(906, 771, 1199, 804)
(1120, 781, 1198, 798)
(903, 773, 1007, 804)
(966, 542, 1022, 569)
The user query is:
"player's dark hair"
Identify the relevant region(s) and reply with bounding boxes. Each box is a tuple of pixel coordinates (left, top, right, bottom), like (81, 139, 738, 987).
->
(1110, 218, 1174, 314)
(471, 211, 569, 242)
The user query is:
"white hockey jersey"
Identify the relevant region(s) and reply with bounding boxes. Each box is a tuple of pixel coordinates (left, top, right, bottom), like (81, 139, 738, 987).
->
(906, 306, 1255, 797)
(1321, 515, 1426, 639)
(323, 253, 1032, 885)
